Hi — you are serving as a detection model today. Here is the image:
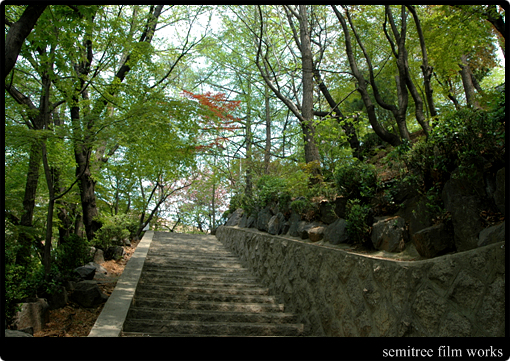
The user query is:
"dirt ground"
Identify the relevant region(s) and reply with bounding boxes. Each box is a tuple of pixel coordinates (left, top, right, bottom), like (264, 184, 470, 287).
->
(33, 239, 140, 338)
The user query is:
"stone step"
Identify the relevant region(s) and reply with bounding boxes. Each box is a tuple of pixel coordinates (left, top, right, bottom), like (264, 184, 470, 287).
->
(138, 276, 261, 289)
(127, 308, 298, 324)
(123, 319, 304, 337)
(134, 290, 279, 304)
(141, 267, 258, 280)
(136, 284, 271, 296)
(143, 258, 248, 270)
(132, 299, 285, 313)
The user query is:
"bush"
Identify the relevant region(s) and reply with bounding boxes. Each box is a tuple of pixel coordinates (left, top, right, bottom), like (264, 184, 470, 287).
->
(53, 234, 92, 276)
(334, 160, 378, 201)
(92, 213, 138, 250)
(4, 220, 39, 323)
(255, 175, 291, 209)
(345, 199, 371, 245)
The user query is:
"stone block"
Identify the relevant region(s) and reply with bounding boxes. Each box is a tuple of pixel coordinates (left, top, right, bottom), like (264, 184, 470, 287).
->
(308, 227, 326, 243)
(371, 216, 407, 253)
(13, 299, 49, 333)
(323, 218, 349, 245)
(71, 281, 108, 308)
(478, 222, 505, 248)
(226, 208, 244, 227)
(494, 168, 505, 215)
(413, 223, 454, 258)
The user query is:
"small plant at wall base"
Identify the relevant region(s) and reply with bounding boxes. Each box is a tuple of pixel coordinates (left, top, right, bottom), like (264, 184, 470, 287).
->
(345, 199, 372, 247)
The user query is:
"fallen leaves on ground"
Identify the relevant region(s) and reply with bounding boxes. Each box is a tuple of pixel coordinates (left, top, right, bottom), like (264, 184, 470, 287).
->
(33, 238, 140, 338)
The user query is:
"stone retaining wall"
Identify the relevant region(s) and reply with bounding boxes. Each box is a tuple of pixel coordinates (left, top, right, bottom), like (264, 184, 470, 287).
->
(216, 226, 506, 337)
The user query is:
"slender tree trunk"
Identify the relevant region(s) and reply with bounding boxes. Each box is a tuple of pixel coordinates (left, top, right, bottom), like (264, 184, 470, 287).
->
(460, 55, 481, 109)
(332, 5, 402, 147)
(4, 4, 47, 77)
(298, 5, 321, 181)
(16, 141, 43, 267)
(264, 85, 272, 175)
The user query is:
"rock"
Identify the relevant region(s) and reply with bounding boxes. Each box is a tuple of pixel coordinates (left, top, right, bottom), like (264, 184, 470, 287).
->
(397, 196, 434, 237)
(445, 195, 485, 252)
(74, 264, 96, 281)
(494, 168, 505, 215)
(371, 217, 407, 253)
(123, 238, 132, 247)
(319, 201, 339, 225)
(442, 173, 487, 252)
(323, 219, 349, 245)
(93, 248, 105, 264)
(309, 227, 326, 243)
(256, 208, 273, 233)
(5, 329, 33, 337)
(87, 262, 108, 276)
(105, 246, 125, 261)
(478, 222, 506, 248)
(287, 212, 302, 237)
(245, 215, 256, 229)
(334, 197, 348, 219)
(238, 214, 249, 228)
(268, 213, 286, 236)
(296, 222, 322, 240)
(226, 208, 244, 227)
(71, 281, 108, 308)
(412, 223, 454, 258)
(12, 299, 49, 333)
(42, 286, 68, 310)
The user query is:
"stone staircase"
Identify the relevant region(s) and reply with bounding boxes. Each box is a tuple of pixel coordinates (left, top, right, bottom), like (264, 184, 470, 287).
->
(121, 232, 304, 337)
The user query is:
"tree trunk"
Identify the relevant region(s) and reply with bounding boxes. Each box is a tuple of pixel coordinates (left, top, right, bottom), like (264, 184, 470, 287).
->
(264, 85, 272, 175)
(332, 5, 402, 147)
(4, 5, 47, 77)
(459, 55, 481, 109)
(313, 69, 362, 160)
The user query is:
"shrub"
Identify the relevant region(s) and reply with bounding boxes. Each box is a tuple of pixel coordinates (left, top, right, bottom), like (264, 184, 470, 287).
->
(345, 199, 371, 245)
(334, 160, 378, 201)
(255, 175, 291, 209)
(53, 234, 92, 276)
(92, 213, 138, 250)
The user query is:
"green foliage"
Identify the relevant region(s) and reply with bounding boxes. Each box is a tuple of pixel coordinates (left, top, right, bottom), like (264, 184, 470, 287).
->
(254, 175, 292, 209)
(4, 220, 39, 323)
(53, 234, 92, 277)
(334, 160, 378, 200)
(92, 213, 138, 250)
(345, 199, 371, 245)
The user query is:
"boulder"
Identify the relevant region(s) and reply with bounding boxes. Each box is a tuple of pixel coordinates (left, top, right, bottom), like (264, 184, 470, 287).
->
(268, 213, 286, 236)
(257, 208, 273, 233)
(5, 329, 33, 337)
(226, 208, 244, 227)
(413, 223, 454, 259)
(319, 201, 339, 225)
(12, 299, 49, 333)
(74, 264, 96, 281)
(295, 221, 322, 240)
(323, 218, 349, 245)
(371, 217, 407, 253)
(494, 168, 505, 215)
(442, 172, 487, 252)
(93, 248, 105, 264)
(71, 281, 108, 308)
(334, 197, 348, 219)
(42, 286, 68, 310)
(397, 196, 434, 237)
(287, 212, 302, 237)
(308, 227, 326, 243)
(478, 222, 506, 248)
(105, 246, 125, 261)
(87, 262, 108, 276)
